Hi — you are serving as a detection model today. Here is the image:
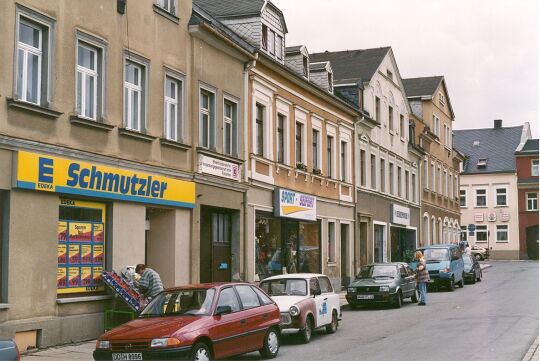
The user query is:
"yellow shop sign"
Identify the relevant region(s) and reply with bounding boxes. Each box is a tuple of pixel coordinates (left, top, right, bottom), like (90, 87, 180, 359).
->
(15, 151, 195, 208)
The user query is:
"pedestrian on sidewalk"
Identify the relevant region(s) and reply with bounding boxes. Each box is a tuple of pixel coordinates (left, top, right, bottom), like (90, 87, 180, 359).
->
(135, 264, 164, 306)
(415, 251, 430, 306)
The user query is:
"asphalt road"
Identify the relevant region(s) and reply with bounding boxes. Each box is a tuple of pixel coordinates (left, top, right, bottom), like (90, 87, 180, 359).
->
(22, 261, 538, 361)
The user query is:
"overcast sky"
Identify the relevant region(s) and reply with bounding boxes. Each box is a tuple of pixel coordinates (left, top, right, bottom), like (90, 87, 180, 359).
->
(272, 0, 539, 138)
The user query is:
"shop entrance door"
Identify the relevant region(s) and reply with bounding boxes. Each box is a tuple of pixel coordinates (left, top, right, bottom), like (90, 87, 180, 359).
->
(200, 207, 231, 283)
(341, 224, 350, 287)
(281, 222, 299, 274)
(526, 225, 539, 260)
(374, 224, 385, 263)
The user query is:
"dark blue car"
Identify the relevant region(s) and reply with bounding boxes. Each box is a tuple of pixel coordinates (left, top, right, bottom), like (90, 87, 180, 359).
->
(410, 244, 465, 291)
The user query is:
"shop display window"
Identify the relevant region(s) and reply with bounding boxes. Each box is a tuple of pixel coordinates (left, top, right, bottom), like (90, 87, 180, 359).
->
(57, 199, 106, 296)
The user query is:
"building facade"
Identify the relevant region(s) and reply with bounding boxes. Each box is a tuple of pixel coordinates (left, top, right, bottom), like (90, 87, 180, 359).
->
(403, 76, 463, 247)
(455, 120, 532, 260)
(515, 139, 539, 259)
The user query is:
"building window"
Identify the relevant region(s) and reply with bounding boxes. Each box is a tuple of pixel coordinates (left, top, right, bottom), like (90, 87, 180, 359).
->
(277, 114, 286, 164)
(328, 73, 333, 92)
(360, 150, 366, 186)
(388, 106, 394, 131)
(223, 99, 237, 156)
(443, 170, 447, 196)
(532, 160, 539, 177)
(15, 7, 55, 106)
(439, 92, 445, 105)
(527, 192, 538, 211)
(76, 43, 99, 119)
(461, 226, 467, 242)
(199, 88, 215, 149)
(397, 166, 402, 197)
(255, 103, 265, 156)
(424, 159, 429, 189)
(412, 173, 416, 202)
(212, 213, 231, 244)
(405, 170, 410, 201)
(400, 114, 405, 137)
(328, 221, 336, 263)
(496, 225, 508, 243)
(276, 35, 283, 60)
(431, 163, 436, 191)
(475, 189, 487, 207)
(155, 0, 176, 15)
(340, 141, 347, 182)
(313, 129, 320, 170)
(302, 56, 308, 78)
(267, 28, 275, 55)
(295, 122, 304, 164)
(124, 60, 147, 132)
(444, 124, 452, 148)
(380, 159, 386, 193)
(164, 75, 183, 142)
(389, 163, 394, 195)
(460, 189, 467, 207)
(475, 225, 488, 243)
(432, 114, 440, 137)
(375, 97, 381, 122)
(261, 24, 268, 49)
(370, 154, 376, 189)
(327, 135, 334, 178)
(495, 188, 507, 207)
(437, 167, 442, 194)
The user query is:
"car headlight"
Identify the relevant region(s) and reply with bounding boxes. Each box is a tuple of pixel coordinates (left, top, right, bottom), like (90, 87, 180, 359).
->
(96, 340, 110, 350)
(289, 305, 300, 317)
(379, 286, 390, 292)
(440, 268, 451, 273)
(347, 287, 356, 293)
(150, 338, 181, 348)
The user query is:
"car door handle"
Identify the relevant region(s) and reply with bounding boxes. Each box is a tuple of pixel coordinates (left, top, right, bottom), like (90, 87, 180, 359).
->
(240, 319, 246, 324)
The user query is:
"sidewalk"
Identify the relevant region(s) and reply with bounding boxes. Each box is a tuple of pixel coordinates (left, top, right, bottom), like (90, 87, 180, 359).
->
(522, 336, 539, 361)
(22, 340, 95, 360)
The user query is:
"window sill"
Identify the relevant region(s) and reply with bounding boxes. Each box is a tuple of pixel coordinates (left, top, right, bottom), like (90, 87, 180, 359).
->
(327, 262, 337, 267)
(0, 303, 11, 310)
(197, 147, 244, 165)
(56, 295, 113, 304)
(119, 128, 156, 142)
(494, 205, 508, 208)
(6, 97, 63, 118)
(70, 115, 115, 131)
(160, 138, 192, 150)
(153, 4, 180, 24)
(474, 206, 488, 209)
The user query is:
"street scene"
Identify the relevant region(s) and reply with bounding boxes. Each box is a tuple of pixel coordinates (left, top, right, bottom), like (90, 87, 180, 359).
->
(0, 0, 538, 360)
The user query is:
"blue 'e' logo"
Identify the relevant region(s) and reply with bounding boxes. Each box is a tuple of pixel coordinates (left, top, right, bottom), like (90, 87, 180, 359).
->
(38, 157, 54, 183)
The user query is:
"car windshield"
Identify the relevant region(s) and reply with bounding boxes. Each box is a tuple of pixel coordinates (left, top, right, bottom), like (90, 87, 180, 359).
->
(140, 288, 215, 317)
(424, 248, 449, 261)
(463, 256, 472, 265)
(357, 265, 397, 279)
(260, 279, 308, 296)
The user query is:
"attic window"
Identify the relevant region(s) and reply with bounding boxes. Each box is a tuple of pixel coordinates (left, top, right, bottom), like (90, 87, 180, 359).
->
(473, 140, 480, 147)
(439, 92, 445, 106)
(386, 70, 393, 80)
(328, 73, 333, 92)
(302, 56, 308, 78)
(276, 35, 283, 60)
(477, 158, 487, 168)
(262, 24, 268, 50)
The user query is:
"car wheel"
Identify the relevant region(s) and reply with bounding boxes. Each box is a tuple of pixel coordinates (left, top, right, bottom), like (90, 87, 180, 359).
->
(259, 327, 280, 359)
(411, 288, 418, 303)
(475, 253, 483, 261)
(299, 316, 313, 344)
(393, 291, 402, 308)
(458, 273, 465, 288)
(326, 310, 338, 334)
(191, 342, 212, 361)
(448, 277, 455, 291)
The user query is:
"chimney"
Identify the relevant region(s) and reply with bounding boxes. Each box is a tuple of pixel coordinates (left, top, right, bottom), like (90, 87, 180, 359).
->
(494, 119, 502, 129)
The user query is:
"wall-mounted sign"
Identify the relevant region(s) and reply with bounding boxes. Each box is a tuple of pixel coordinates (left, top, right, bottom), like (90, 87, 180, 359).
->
(391, 204, 410, 226)
(15, 151, 196, 208)
(274, 188, 317, 221)
(198, 154, 240, 181)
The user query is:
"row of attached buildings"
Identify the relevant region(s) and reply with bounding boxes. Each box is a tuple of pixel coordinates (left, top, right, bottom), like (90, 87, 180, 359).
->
(0, 0, 535, 350)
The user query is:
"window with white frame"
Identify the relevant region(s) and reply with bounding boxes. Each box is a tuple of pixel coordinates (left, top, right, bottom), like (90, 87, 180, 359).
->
(438, 166, 442, 194)
(460, 189, 467, 207)
(380, 158, 386, 193)
(444, 124, 451, 148)
(443, 170, 447, 196)
(164, 74, 183, 142)
(495, 187, 507, 206)
(412, 173, 416, 202)
(268, 28, 275, 55)
(370, 154, 376, 189)
(302, 56, 308, 78)
(360, 150, 366, 186)
(328, 221, 336, 263)
(155, 0, 176, 16)
(476, 225, 488, 243)
(527, 192, 538, 211)
(76, 33, 105, 121)
(124, 59, 148, 132)
(431, 163, 436, 191)
(439, 92, 445, 106)
(449, 174, 454, 199)
(454, 175, 459, 199)
(432, 114, 440, 138)
(532, 160, 539, 177)
(375, 97, 381, 122)
(276, 35, 283, 60)
(261, 24, 268, 50)
(340, 141, 348, 182)
(397, 166, 402, 197)
(388, 106, 394, 132)
(223, 99, 237, 156)
(199, 88, 215, 148)
(389, 163, 394, 195)
(327, 135, 334, 178)
(277, 113, 286, 164)
(312, 129, 320, 171)
(15, 7, 55, 106)
(255, 103, 265, 157)
(496, 225, 508, 243)
(424, 159, 429, 189)
(475, 189, 487, 207)
(295, 122, 304, 165)
(405, 170, 410, 201)
(400, 114, 405, 138)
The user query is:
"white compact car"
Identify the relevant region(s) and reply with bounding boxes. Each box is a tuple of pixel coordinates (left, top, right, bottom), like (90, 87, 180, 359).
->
(259, 273, 340, 343)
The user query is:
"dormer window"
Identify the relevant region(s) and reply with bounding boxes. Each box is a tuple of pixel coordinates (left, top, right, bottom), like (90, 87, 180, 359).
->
(276, 35, 283, 60)
(477, 158, 487, 168)
(262, 24, 268, 50)
(328, 73, 333, 92)
(302, 56, 308, 77)
(268, 29, 275, 55)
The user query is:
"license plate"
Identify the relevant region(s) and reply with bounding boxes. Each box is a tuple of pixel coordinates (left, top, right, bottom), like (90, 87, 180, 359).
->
(357, 294, 374, 300)
(112, 353, 143, 361)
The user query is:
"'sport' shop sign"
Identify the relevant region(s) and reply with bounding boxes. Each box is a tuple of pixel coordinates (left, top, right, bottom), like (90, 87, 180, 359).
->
(15, 151, 196, 208)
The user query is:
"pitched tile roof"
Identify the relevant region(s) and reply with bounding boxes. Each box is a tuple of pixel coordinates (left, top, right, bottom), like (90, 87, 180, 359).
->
(310, 47, 391, 84)
(516, 139, 539, 155)
(402, 76, 444, 98)
(454, 126, 524, 174)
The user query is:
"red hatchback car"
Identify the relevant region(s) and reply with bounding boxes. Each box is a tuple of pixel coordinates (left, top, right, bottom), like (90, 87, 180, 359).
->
(93, 283, 281, 361)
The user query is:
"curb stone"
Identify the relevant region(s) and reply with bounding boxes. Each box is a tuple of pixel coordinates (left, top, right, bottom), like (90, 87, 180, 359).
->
(522, 336, 539, 361)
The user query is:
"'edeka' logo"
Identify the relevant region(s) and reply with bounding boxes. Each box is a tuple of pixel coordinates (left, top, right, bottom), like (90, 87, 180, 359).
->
(38, 157, 54, 190)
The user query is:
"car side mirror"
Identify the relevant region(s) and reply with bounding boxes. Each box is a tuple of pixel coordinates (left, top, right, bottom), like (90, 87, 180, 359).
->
(312, 289, 321, 297)
(215, 305, 232, 316)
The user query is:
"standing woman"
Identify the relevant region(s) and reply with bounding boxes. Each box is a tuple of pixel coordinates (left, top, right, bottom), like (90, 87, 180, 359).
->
(415, 251, 430, 306)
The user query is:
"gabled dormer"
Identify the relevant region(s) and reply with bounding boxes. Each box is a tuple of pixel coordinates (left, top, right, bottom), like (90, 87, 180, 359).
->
(193, 0, 288, 64)
(309, 61, 334, 93)
(285, 45, 309, 80)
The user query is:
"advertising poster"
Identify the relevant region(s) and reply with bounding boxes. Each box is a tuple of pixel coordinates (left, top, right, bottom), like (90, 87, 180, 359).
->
(93, 245, 103, 264)
(93, 266, 103, 285)
(69, 222, 92, 242)
(81, 244, 92, 264)
(81, 267, 92, 286)
(93, 223, 104, 243)
(69, 244, 80, 264)
(58, 221, 68, 241)
(68, 267, 80, 287)
(57, 244, 67, 264)
(57, 267, 67, 288)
